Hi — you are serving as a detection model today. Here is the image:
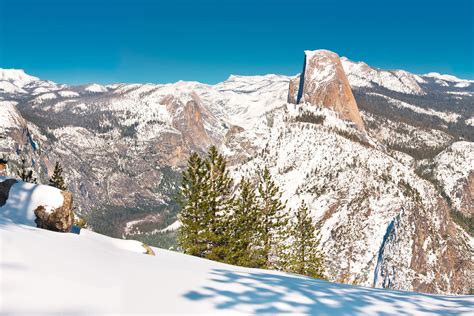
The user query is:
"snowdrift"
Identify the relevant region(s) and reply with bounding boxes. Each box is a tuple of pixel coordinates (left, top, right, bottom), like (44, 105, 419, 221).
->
(0, 179, 472, 315)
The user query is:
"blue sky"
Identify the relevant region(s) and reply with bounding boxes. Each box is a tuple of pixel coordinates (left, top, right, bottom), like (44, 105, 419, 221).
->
(0, 0, 472, 84)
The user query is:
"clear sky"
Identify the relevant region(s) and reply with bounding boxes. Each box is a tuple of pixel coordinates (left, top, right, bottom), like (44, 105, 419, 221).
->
(0, 0, 473, 85)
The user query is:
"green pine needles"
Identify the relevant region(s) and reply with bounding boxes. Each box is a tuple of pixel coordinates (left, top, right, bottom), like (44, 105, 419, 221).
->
(49, 161, 67, 191)
(177, 146, 325, 279)
(286, 200, 325, 279)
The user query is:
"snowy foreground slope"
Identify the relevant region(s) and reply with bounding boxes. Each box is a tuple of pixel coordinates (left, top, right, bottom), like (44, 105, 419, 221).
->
(1, 180, 473, 315)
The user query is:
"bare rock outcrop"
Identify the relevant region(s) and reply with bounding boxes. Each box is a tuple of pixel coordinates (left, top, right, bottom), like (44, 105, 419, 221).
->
(34, 191, 74, 232)
(0, 178, 17, 206)
(288, 50, 365, 130)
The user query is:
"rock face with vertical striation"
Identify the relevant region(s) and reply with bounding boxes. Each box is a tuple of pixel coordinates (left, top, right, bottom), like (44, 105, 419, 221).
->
(288, 50, 365, 130)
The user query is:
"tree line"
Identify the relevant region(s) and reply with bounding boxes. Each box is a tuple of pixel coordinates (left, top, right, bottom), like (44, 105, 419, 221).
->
(177, 146, 325, 279)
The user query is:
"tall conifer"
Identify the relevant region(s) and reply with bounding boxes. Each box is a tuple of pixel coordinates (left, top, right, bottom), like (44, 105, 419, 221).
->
(256, 166, 289, 269)
(177, 153, 208, 257)
(286, 200, 325, 279)
(227, 177, 259, 267)
(202, 146, 234, 261)
(49, 161, 66, 190)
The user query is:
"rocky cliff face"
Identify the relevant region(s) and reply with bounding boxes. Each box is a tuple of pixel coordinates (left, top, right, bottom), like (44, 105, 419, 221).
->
(288, 50, 365, 130)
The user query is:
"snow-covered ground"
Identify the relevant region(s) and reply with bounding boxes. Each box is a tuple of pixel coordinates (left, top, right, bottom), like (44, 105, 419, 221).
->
(0, 179, 472, 315)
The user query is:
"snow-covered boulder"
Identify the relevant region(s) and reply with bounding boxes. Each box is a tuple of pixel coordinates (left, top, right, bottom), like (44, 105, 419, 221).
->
(0, 177, 65, 226)
(34, 191, 74, 232)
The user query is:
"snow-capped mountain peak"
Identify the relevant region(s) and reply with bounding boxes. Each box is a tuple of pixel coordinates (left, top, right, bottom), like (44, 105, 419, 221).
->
(0, 68, 40, 86)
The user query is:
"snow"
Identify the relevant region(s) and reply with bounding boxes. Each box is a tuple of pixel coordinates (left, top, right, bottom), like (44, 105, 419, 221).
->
(341, 58, 425, 95)
(423, 72, 472, 83)
(1, 180, 472, 315)
(0, 81, 26, 94)
(304, 50, 337, 83)
(465, 117, 474, 127)
(0, 177, 64, 225)
(0, 68, 39, 87)
(0, 101, 24, 130)
(31, 87, 51, 95)
(367, 93, 460, 123)
(84, 83, 108, 93)
(454, 82, 471, 88)
(58, 90, 80, 97)
(447, 91, 472, 97)
(431, 142, 474, 211)
(1, 221, 472, 315)
(160, 219, 182, 232)
(32, 92, 57, 104)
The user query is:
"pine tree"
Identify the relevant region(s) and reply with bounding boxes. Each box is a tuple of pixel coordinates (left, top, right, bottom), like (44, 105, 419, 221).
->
(177, 147, 234, 262)
(226, 176, 260, 267)
(202, 146, 234, 261)
(286, 200, 325, 279)
(255, 166, 289, 269)
(49, 161, 66, 190)
(177, 153, 208, 257)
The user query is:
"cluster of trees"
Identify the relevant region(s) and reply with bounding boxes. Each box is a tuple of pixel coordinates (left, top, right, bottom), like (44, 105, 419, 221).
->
(16, 159, 66, 191)
(177, 146, 325, 279)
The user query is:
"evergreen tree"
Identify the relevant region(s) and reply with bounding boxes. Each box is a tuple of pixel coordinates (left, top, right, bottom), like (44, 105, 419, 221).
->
(49, 161, 66, 190)
(226, 176, 260, 267)
(177, 153, 208, 257)
(255, 166, 289, 269)
(202, 146, 234, 261)
(177, 147, 234, 262)
(286, 200, 325, 279)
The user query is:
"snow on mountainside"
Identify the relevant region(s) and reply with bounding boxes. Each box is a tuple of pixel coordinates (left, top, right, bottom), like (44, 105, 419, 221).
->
(1, 179, 472, 315)
(341, 58, 426, 95)
(418, 141, 474, 218)
(227, 102, 472, 294)
(0, 69, 39, 87)
(0, 52, 472, 295)
(424, 72, 474, 84)
(84, 83, 108, 93)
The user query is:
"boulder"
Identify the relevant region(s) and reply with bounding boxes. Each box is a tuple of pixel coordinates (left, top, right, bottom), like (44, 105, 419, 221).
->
(0, 178, 17, 207)
(34, 191, 74, 232)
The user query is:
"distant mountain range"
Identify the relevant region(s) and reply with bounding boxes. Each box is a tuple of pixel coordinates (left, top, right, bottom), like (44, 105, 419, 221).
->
(0, 49, 472, 294)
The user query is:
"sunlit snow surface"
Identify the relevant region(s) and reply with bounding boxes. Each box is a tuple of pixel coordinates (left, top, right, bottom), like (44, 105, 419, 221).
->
(0, 179, 473, 315)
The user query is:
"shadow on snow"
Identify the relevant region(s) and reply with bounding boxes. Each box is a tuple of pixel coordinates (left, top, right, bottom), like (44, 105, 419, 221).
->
(183, 268, 472, 315)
